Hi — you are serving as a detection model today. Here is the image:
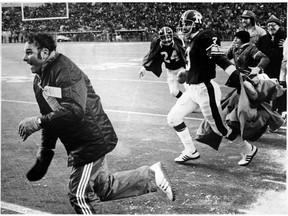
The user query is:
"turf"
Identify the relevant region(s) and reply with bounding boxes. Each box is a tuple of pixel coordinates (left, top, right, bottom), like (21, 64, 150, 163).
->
(1, 42, 287, 214)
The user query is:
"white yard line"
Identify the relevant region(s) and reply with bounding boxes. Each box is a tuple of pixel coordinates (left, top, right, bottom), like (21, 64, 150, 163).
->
(1, 99, 204, 121)
(262, 179, 286, 185)
(237, 209, 260, 214)
(1, 201, 51, 214)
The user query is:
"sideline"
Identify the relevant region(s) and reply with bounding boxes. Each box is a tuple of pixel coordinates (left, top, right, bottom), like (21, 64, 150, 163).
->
(1, 201, 51, 214)
(1, 99, 204, 121)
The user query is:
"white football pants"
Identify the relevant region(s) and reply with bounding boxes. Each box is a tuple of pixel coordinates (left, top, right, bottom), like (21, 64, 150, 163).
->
(167, 79, 228, 137)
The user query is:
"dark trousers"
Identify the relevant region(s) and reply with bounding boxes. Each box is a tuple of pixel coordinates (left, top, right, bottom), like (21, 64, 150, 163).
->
(68, 156, 157, 214)
(273, 90, 287, 114)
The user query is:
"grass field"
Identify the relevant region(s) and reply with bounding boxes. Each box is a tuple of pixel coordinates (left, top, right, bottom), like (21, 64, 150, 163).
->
(1, 41, 287, 214)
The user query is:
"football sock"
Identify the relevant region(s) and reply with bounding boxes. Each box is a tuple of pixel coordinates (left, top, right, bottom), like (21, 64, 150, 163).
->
(176, 91, 183, 98)
(239, 140, 252, 153)
(175, 127, 196, 154)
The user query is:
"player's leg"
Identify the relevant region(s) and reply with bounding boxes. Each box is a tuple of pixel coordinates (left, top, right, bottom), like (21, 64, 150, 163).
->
(98, 161, 175, 201)
(68, 156, 175, 211)
(198, 80, 257, 166)
(167, 86, 200, 162)
(166, 68, 183, 98)
(198, 80, 228, 137)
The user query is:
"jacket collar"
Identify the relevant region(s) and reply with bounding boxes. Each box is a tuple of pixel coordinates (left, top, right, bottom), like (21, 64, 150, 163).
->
(239, 42, 250, 49)
(235, 42, 250, 52)
(41, 51, 58, 72)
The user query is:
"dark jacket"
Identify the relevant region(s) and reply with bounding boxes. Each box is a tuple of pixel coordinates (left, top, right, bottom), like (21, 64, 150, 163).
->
(258, 28, 287, 79)
(227, 43, 270, 74)
(142, 35, 186, 77)
(34, 53, 118, 167)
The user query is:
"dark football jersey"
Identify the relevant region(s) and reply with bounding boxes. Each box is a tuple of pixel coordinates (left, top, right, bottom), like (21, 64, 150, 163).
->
(160, 44, 185, 70)
(185, 29, 233, 84)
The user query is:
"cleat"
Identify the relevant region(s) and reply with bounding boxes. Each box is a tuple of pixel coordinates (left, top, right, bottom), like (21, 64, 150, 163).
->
(150, 162, 176, 201)
(238, 145, 258, 166)
(174, 150, 200, 163)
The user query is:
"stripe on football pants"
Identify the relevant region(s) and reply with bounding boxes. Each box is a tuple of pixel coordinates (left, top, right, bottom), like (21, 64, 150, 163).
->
(76, 163, 93, 214)
(204, 81, 227, 136)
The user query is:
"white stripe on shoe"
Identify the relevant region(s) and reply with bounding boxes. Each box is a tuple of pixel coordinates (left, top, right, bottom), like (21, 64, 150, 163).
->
(238, 146, 258, 166)
(76, 163, 93, 214)
(174, 150, 200, 163)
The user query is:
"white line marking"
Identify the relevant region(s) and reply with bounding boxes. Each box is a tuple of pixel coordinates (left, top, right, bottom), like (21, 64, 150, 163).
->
(262, 179, 286, 185)
(1, 201, 51, 214)
(1, 75, 230, 88)
(2, 99, 37, 105)
(237, 209, 259, 214)
(90, 77, 167, 83)
(1, 99, 203, 121)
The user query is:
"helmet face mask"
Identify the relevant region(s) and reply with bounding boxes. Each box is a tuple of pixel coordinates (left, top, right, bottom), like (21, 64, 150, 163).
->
(177, 10, 203, 41)
(159, 27, 174, 46)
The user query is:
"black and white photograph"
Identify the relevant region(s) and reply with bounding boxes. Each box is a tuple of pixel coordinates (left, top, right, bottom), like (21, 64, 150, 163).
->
(1, 1, 287, 214)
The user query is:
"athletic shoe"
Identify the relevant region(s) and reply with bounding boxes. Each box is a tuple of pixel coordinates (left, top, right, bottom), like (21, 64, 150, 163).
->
(238, 145, 258, 166)
(174, 150, 200, 163)
(150, 162, 175, 201)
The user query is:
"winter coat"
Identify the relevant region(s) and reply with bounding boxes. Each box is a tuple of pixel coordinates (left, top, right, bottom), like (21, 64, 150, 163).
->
(196, 74, 284, 149)
(226, 43, 270, 74)
(222, 74, 285, 141)
(35, 53, 118, 167)
(258, 28, 287, 79)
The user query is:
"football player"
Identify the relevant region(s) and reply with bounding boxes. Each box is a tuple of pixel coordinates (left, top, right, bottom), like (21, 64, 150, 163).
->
(139, 26, 188, 98)
(167, 10, 258, 166)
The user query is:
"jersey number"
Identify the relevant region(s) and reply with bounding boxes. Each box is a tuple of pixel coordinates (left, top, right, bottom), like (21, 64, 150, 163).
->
(160, 50, 179, 63)
(185, 47, 191, 71)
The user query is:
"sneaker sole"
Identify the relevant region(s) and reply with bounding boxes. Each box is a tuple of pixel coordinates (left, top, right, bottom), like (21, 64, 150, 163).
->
(175, 155, 200, 163)
(239, 148, 258, 166)
(159, 162, 176, 201)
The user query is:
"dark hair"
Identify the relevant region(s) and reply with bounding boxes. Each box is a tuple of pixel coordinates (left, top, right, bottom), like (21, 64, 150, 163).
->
(26, 33, 56, 52)
(235, 31, 250, 44)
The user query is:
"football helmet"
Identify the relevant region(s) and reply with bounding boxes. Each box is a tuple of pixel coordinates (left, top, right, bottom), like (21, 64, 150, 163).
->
(158, 27, 174, 46)
(177, 10, 203, 40)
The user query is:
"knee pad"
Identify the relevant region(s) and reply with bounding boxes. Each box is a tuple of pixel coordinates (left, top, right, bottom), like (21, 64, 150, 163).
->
(167, 110, 182, 127)
(167, 111, 174, 126)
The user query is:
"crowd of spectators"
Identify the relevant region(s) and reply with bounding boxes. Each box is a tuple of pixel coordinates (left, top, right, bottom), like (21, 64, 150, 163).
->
(2, 2, 287, 43)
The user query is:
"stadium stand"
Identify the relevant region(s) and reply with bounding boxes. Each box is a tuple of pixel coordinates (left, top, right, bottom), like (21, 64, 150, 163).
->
(2, 2, 287, 43)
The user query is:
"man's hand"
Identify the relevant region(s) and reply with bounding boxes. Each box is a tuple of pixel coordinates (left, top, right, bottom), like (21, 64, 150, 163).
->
(139, 66, 146, 78)
(249, 66, 261, 75)
(279, 39, 285, 48)
(18, 117, 41, 141)
(177, 70, 187, 84)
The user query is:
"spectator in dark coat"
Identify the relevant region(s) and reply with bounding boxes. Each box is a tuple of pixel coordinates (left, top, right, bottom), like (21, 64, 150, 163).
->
(258, 15, 287, 116)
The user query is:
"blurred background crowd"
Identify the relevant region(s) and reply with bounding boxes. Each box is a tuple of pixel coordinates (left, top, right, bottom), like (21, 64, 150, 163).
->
(2, 2, 287, 43)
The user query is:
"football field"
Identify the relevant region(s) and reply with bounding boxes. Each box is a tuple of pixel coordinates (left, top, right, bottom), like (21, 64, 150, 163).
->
(1, 41, 287, 214)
